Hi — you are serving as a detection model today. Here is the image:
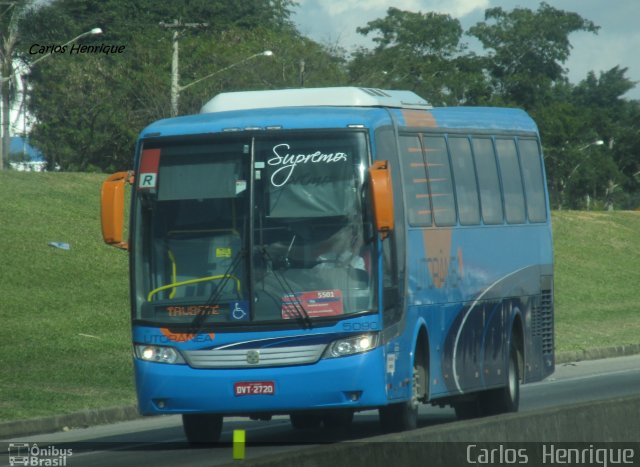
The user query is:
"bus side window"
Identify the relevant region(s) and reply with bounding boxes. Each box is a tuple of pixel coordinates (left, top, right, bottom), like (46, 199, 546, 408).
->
(472, 138, 504, 224)
(518, 139, 548, 222)
(449, 136, 480, 225)
(495, 138, 526, 224)
(424, 135, 456, 226)
(399, 135, 432, 226)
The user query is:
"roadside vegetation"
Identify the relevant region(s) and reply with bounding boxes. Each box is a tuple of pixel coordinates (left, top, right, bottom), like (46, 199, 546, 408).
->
(1, 171, 639, 420)
(0, 171, 133, 421)
(3, 1, 639, 209)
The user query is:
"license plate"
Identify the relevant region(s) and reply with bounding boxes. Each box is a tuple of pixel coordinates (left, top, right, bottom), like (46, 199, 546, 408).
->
(234, 381, 275, 396)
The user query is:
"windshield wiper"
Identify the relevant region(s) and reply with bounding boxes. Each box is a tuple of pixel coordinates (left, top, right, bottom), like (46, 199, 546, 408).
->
(258, 245, 312, 329)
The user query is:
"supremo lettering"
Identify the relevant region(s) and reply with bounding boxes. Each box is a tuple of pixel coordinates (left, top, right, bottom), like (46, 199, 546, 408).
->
(267, 143, 348, 187)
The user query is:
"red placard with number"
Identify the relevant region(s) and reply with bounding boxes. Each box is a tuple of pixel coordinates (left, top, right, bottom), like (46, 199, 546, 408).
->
(281, 290, 343, 319)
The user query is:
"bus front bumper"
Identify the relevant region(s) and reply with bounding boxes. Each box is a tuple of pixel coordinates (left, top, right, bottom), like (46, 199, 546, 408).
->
(134, 347, 387, 415)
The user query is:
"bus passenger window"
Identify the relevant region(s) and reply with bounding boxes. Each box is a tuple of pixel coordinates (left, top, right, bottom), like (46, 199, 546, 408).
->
(449, 137, 480, 225)
(518, 139, 547, 222)
(424, 136, 456, 226)
(472, 138, 503, 224)
(399, 135, 432, 226)
(495, 138, 526, 224)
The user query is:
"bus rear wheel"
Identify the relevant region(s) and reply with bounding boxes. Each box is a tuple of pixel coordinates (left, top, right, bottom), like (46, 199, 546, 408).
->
(483, 343, 520, 414)
(453, 398, 481, 420)
(182, 414, 223, 445)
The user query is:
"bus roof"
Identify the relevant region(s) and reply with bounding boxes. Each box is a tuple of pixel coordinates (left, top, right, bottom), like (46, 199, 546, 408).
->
(200, 87, 432, 113)
(140, 88, 538, 138)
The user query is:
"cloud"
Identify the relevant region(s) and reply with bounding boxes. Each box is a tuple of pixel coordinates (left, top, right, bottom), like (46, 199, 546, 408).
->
(294, 0, 490, 48)
(302, 0, 489, 17)
(292, 0, 640, 99)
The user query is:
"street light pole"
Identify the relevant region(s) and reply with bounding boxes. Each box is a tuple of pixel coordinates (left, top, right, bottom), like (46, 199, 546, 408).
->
(578, 139, 604, 152)
(0, 27, 102, 171)
(159, 20, 208, 117)
(160, 20, 273, 117)
(177, 51, 273, 94)
(169, 49, 273, 117)
(29, 27, 103, 68)
(170, 29, 179, 119)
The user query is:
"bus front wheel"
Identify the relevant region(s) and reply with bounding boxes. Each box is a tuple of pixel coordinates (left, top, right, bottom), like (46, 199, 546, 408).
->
(182, 414, 223, 445)
(290, 412, 323, 430)
(323, 409, 354, 429)
(379, 364, 422, 432)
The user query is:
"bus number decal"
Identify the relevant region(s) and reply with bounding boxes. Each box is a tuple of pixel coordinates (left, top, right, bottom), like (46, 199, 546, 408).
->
(342, 321, 378, 332)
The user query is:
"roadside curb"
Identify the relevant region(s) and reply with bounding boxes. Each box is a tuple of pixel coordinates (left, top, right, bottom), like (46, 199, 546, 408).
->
(0, 405, 140, 440)
(2, 344, 639, 439)
(554, 343, 640, 364)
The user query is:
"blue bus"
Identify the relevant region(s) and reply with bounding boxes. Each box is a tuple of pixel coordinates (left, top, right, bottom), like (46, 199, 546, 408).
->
(101, 87, 554, 443)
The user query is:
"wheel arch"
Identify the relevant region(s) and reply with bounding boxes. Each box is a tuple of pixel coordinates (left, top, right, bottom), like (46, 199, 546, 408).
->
(412, 319, 430, 402)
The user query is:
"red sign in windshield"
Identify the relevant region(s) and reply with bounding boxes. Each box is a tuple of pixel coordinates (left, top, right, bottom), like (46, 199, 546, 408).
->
(281, 289, 344, 319)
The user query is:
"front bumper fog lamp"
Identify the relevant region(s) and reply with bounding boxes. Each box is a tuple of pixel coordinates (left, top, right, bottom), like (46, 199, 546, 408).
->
(134, 344, 185, 364)
(324, 333, 379, 358)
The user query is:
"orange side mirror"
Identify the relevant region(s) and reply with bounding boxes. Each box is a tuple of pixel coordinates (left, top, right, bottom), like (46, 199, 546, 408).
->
(101, 171, 133, 250)
(369, 160, 394, 239)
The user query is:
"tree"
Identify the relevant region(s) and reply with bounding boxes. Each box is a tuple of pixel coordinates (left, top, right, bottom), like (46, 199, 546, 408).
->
(468, 2, 599, 109)
(0, 0, 33, 170)
(18, 0, 346, 172)
(349, 7, 490, 106)
(571, 67, 640, 209)
(533, 66, 639, 209)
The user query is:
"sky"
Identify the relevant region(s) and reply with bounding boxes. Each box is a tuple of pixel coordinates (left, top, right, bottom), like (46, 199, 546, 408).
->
(292, 0, 640, 100)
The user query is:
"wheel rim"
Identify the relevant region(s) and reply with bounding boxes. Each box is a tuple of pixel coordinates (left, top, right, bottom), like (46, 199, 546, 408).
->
(508, 353, 517, 402)
(411, 366, 420, 410)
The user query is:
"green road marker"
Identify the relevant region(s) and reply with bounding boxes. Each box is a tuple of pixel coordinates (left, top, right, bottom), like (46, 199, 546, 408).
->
(233, 429, 246, 460)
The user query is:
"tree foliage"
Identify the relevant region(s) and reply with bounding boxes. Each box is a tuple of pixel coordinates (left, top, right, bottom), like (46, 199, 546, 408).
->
(468, 2, 599, 109)
(19, 0, 345, 172)
(350, 7, 489, 106)
(12, 1, 640, 209)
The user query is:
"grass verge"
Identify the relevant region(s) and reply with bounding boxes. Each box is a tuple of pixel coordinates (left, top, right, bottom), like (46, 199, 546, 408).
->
(0, 171, 133, 421)
(553, 210, 640, 351)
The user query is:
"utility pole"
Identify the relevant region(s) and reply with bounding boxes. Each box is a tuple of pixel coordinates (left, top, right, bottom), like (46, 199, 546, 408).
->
(0, 0, 19, 171)
(159, 20, 208, 117)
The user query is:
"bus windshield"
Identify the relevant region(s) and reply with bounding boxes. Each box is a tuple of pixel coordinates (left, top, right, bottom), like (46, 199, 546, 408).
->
(133, 131, 374, 326)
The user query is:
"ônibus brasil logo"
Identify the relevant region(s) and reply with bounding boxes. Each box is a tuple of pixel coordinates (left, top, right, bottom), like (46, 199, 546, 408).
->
(8, 443, 73, 466)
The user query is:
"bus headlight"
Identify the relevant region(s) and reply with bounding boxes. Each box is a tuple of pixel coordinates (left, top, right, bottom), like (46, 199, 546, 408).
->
(324, 333, 379, 358)
(134, 345, 185, 364)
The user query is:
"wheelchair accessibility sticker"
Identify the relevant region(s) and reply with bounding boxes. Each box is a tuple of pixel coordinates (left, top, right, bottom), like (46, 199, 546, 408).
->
(231, 301, 249, 321)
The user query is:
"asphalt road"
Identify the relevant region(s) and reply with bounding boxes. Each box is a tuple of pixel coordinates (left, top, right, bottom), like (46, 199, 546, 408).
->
(2, 354, 640, 467)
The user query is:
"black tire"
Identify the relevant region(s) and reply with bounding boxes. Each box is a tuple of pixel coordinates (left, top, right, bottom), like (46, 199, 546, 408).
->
(182, 414, 223, 445)
(379, 363, 423, 432)
(290, 412, 323, 430)
(481, 343, 520, 415)
(322, 409, 354, 430)
(453, 397, 482, 420)
(379, 400, 418, 432)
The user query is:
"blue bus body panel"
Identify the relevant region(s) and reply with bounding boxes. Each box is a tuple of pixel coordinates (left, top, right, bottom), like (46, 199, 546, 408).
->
(383, 106, 553, 401)
(139, 106, 538, 141)
(140, 107, 393, 139)
(134, 349, 386, 415)
(133, 314, 387, 415)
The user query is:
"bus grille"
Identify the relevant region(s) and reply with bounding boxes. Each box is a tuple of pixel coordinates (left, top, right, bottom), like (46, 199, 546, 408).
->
(182, 344, 327, 369)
